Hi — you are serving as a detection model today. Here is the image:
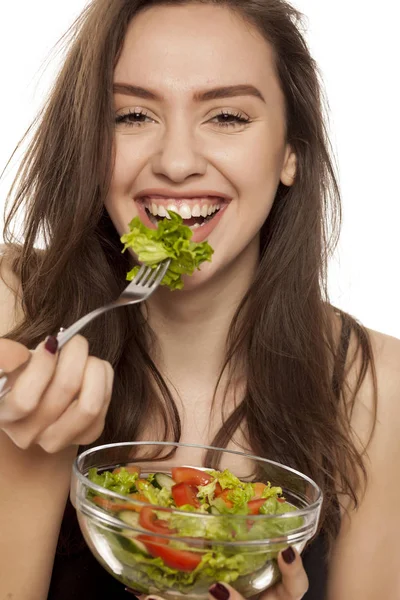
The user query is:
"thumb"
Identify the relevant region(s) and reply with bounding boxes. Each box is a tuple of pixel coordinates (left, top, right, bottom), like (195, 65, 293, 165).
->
(0, 339, 30, 372)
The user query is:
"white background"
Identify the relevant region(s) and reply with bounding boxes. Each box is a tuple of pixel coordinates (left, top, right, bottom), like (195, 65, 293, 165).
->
(0, 1, 399, 337)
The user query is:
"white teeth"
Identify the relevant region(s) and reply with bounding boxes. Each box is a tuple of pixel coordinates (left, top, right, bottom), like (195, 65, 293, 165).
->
(158, 205, 167, 217)
(167, 203, 178, 215)
(151, 202, 158, 216)
(192, 204, 201, 217)
(191, 223, 201, 229)
(179, 203, 192, 219)
(200, 205, 209, 218)
(208, 205, 215, 216)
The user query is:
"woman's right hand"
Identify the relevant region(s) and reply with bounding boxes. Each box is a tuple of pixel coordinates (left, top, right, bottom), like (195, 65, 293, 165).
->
(0, 335, 114, 453)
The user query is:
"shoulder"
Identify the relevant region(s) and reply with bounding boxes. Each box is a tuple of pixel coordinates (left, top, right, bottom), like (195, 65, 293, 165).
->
(327, 322, 400, 597)
(349, 326, 400, 452)
(0, 244, 24, 336)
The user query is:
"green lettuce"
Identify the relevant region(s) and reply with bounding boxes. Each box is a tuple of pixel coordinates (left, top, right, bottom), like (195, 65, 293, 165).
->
(121, 211, 214, 290)
(261, 482, 283, 499)
(88, 467, 139, 496)
(136, 479, 173, 507)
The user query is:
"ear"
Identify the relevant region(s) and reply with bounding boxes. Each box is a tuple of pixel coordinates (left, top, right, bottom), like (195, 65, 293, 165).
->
(280, 145, 297, 186)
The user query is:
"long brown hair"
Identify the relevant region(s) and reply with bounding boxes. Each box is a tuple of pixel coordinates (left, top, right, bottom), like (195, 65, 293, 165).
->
(2, 0, 376, 551)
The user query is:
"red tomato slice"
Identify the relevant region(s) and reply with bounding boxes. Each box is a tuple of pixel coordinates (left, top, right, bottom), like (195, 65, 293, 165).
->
(252, 482, 267, 498)
(277, 497, 286, 503)
(139, 506, 176, 534)
(92, 496, 139, 512)
(138, 534, 201, 572)
(171, 467, 213, 487)
(214, 482, 223, 497)
(247, 498, 267, 515)
(218, 489, 234, 509)
(172, 482, 200, 508)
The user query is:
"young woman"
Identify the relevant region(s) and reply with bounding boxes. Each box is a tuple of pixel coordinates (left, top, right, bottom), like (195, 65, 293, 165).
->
(1, 1, 399, 599)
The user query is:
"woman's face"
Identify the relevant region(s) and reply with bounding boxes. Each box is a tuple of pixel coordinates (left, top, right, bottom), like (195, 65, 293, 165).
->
(106, 3, 296, 287)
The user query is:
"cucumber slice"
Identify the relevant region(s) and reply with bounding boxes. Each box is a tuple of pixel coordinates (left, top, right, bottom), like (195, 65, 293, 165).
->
(116, 511, 149, 555)
(118, 511, 140, 529)
(116, 533, 150, 556)
(152, 473, 175, 491)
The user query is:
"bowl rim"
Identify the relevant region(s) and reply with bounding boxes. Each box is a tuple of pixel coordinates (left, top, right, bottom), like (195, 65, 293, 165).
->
(73, 440, 323, 521)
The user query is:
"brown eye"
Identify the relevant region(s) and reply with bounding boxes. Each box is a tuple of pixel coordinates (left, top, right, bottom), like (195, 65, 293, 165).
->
(115, 109, 153, 127)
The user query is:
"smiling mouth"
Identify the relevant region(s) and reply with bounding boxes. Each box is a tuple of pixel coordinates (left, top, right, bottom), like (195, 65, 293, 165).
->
(139, 196, 224, 229)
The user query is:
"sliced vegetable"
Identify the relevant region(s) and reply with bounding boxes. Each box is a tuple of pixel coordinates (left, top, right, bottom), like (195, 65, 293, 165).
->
(137, 534, 202, 572)
(247, 499, 268, 515)
(252, 482, 267, 498)
(139, 506, 176, 535)
(92, 496, 138, 512)
(153, 473, 175, 491)
(171, 467, 213, 487)
(217, 489, 234, 509)
(172, 482, 200, 508)
(118, 510, 141, 528)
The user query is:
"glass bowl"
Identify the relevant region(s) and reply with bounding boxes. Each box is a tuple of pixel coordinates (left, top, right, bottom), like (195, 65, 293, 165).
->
(70, 442, 322, 599)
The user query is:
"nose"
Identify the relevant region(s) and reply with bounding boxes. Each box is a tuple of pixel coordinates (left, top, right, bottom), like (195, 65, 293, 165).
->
(151, 121, 208, 182)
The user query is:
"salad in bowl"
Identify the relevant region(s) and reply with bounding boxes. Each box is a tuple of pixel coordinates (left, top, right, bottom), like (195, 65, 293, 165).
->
(71, 442, 322, 599)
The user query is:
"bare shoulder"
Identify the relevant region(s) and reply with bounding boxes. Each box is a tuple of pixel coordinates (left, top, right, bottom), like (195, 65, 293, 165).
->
(0, 244, 24, 335)
(350, 326, 400, 447)
(328, 319, 400, 597)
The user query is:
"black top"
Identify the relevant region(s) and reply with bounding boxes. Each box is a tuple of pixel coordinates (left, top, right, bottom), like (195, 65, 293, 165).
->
(48, 314, 352, 600)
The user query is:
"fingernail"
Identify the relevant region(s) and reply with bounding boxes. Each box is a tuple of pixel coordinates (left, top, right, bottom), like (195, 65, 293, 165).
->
(209, 583, 230, 600)
(44, 336, 58, 355)
(282, 546, 296, 564)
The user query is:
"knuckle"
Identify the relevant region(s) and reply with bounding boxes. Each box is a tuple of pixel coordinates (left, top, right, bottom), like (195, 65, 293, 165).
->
(12, 394, 39, 418)
(56, 375, 80, 398)
(79, 401, 102, 420)
(78, 419, 106, 445)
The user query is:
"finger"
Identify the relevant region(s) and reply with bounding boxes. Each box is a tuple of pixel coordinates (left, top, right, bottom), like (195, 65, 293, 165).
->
(208, 582, 240, 600)
(3, 335, 89, 448)
(0, 339, 30, 372)
(274, 547, 309, 599)
(0, 337, 58, 424)
(37, 357, 109, 453)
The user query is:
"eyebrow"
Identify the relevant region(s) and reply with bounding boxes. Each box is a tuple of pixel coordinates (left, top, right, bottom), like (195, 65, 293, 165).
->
(113, 83, 265, 103)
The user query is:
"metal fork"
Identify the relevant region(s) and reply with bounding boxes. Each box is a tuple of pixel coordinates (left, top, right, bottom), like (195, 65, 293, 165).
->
(0, 260, 170, 401)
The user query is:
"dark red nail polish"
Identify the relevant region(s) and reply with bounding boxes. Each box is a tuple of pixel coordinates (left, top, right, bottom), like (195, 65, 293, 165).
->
(209, 583, 230, 600)
(282, 546, 296, 564)
(44, 335, 58, 355)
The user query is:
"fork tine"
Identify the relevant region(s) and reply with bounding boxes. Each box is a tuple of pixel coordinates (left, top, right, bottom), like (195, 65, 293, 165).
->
(150, 259, 170, 288)
(132, 263, 147, 284)
(145, 262, 163, 287)
(140, 265, 157, 286)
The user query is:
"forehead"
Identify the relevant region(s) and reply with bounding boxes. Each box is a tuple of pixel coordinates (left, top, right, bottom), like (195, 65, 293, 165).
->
(114, 4, 278, 96)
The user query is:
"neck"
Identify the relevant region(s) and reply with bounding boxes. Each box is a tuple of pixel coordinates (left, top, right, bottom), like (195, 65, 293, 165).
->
(146, 240, 259, 387)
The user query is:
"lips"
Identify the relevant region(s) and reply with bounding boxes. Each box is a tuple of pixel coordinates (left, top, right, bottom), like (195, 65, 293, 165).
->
(134, 189, 231, 234)
(134, 190, 230, 242)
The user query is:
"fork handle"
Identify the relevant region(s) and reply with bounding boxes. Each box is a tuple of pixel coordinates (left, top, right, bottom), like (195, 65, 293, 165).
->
(56, 305, 111, 349)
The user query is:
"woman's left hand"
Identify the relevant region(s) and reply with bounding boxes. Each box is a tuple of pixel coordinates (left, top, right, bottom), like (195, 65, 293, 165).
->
(141, 546, 309, 600)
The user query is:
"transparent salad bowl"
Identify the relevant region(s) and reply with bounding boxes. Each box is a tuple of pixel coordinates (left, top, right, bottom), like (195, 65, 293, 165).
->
(71, 442, 323, 599)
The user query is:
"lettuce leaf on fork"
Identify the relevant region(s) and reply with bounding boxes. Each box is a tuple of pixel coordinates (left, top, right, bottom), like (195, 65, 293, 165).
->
(120, 211, 214, 291)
